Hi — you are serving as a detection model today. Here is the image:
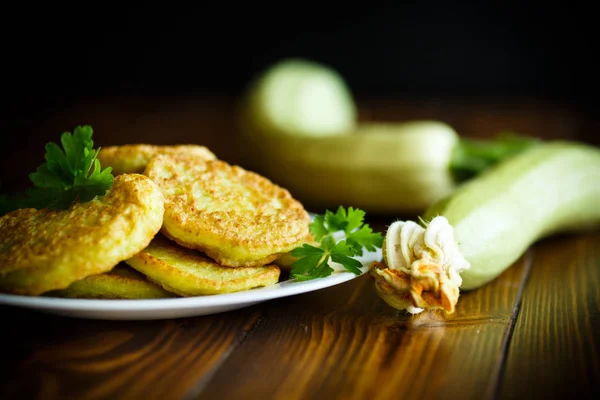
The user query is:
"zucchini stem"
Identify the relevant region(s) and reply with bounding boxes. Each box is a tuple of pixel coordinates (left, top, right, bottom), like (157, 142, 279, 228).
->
(450, 133, 540, 183)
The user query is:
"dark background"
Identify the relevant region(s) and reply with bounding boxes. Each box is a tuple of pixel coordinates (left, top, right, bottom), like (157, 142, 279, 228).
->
(0, 2, 596, 190)
(3, 2, 595, 106)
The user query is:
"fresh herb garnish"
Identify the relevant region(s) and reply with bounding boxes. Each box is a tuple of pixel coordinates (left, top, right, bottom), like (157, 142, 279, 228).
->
(0, 125, 114, 215)
(290, 206, 383, 281)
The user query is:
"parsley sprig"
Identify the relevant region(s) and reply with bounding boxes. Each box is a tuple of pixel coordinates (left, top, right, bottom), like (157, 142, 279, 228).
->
(0, 125, 114, 215)
(290, 206, 384, 281)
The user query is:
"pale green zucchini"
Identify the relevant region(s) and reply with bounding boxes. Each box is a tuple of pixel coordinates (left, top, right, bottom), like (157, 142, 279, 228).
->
(370, 141, 600, 314)
(238, 58, 537, 214)
(240, 58, 357, 139)
(241, 120, 459, 213)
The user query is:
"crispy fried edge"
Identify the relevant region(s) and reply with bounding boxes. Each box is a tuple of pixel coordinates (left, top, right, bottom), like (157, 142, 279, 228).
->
(49, 265, 176, 299)
(98, 144, 217, 175)
(125, 238, 282, 295)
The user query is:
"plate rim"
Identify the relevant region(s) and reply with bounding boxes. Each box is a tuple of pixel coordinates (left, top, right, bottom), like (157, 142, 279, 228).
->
(0, 268, 365, 311)
(0, 249, 381, 317)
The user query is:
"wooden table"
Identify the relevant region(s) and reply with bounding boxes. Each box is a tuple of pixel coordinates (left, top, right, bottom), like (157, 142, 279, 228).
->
(1, 96, 598, 399)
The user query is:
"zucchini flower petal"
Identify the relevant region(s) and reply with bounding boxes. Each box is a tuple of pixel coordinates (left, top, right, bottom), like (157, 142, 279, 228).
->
(369, 216, 470, 314)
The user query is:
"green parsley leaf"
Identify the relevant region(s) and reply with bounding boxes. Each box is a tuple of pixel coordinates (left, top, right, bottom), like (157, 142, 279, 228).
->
(320, 234, 337, 252)
(324, 206, 348, 232)
(346, 224, 383, 254)
(330, 241, 363, 275)
(308, 214, 328, 242)
(0, 125, 114, 215)
(292, 255, 333, 281)
(343, 207, 366, 233)
(290, 243, 325, 258)
(290, 206, 384, 281)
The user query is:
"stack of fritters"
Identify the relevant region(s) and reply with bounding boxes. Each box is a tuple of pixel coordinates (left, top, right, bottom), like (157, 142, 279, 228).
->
(0, 145, 310, 299)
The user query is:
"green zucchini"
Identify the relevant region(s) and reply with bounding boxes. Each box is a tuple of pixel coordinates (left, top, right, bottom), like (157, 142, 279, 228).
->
(240, 58, 357, 139)
(238, 58, 538, 214)
(241, 121, 460, 214)
(370, 141, 600, 314)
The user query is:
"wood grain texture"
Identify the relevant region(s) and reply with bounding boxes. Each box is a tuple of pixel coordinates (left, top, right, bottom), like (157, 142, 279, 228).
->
(198, 253, 531, 400)
(1, 96, 598, 400)
(0, 250, 531, 400)
(0, 307, 261, 400)
(499, 232, 600, 400)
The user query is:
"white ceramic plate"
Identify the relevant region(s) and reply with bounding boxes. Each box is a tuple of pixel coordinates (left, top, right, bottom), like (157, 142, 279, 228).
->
(0, 248, 381, 321)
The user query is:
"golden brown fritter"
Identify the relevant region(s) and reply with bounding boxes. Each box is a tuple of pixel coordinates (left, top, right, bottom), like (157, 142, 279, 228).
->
(0, 174, 165, 296)
(49, 264, 176, 299)
(97, 144, 217, 175)
(125, 234, 281, 295)
(144, 154, 310, 267)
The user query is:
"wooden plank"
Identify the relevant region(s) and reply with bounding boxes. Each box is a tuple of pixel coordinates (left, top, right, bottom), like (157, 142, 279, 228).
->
(0, 306, 262, 400)
(498, 232, 600, 399)
(198, 252, 531, 400)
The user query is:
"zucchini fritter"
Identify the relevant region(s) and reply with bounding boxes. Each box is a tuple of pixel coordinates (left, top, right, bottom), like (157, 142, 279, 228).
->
(97, 144, 217, 175)
(50, 264, 175, 299)
(143, 154, 310, 267)
(0, 174, 165, 296)
(125, 234, 281, 295)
